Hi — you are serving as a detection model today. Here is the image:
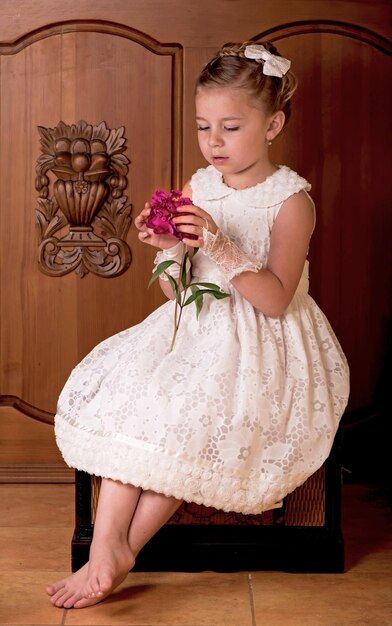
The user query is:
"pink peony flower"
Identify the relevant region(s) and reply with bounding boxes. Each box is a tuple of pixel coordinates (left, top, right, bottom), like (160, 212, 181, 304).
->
(146, 189, 198, 240)
(147, 189, 230, 352)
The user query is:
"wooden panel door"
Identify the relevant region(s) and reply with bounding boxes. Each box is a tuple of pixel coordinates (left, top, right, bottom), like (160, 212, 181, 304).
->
(0, 23, 181, 420)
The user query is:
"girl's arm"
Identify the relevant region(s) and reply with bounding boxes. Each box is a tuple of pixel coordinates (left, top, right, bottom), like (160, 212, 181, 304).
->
(174, 190, 315, 317)
(231, 191, 315, 316)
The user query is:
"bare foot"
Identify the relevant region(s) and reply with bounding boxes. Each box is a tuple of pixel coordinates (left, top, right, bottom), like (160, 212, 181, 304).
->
(46, 562, 89, 608)
(73, 537, 135, 608)
(46, 537, 135, 609)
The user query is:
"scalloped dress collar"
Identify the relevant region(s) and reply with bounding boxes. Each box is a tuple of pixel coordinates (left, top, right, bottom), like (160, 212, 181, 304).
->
(203, 165, 311, 208)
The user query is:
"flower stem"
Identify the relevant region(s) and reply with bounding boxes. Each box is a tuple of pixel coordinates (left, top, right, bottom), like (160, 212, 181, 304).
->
(169, 325, 178, 353)
(169, 244, 187, 352)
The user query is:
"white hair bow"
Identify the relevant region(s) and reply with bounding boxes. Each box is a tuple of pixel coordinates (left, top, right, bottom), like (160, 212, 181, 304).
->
(244, 44, 291, 78)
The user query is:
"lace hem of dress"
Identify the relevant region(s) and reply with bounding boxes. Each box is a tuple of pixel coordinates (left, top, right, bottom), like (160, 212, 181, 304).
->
(55, 417, 311, 515)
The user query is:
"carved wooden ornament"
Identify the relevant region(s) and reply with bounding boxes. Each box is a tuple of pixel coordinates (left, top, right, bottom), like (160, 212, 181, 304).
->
(35, 120, 132, 277)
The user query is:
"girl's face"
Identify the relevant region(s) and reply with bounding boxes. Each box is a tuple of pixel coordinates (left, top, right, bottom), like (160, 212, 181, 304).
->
(195, 86, 276, 189)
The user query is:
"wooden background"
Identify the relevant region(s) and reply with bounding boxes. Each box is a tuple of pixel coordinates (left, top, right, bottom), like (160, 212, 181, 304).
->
(0, 0, 391, 481)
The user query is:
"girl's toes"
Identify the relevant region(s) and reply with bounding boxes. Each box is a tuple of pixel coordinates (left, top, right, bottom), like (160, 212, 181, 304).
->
(46, 581, 63, 596)
(63, 599, 75, 609)
(63, 592, 82, 609)
(56, 590, 73, 607)
(50, 588, 67, 606)
(82, 578, 98, 598)
(73, 597, 93, 609)
(97, 573, 112, 594)
(84, 573, 111, 598)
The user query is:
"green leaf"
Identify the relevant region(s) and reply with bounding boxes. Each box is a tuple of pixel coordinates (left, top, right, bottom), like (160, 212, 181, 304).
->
(191, 282, 223, 290)
(211, 291, 231, 300)
(166, 274, 181, 303)
(148, 260, 178, 288)
(180, 251, 189, 289)
(190, 285, 203, 319)
(184, 289, 204, 306)
(184, 288, 230, 306)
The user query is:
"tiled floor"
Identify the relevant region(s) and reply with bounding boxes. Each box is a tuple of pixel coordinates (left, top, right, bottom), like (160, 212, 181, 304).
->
(0, 483, 391, 626)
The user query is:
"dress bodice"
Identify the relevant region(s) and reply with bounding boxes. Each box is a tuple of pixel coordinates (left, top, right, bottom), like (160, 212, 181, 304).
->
(190, 165, 312, 293)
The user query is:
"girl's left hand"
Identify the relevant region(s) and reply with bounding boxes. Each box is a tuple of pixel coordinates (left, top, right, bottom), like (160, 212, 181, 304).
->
(172, 204, 218, 247)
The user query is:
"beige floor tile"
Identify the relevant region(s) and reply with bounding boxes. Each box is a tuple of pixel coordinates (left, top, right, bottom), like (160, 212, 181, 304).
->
(0, 484, 74, 527)
(0, 483, 391, 626)
(0, 527, 72, 571)
(64, 571, 252, 626)
(251, 570, 392, 626)
(0, 570, 65, 625)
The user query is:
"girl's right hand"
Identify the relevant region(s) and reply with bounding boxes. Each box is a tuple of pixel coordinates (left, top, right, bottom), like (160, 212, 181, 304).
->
(135, 202, 179, 250)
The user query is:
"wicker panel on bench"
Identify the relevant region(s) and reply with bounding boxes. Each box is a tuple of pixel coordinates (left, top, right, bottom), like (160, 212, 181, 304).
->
(90, 464, 325, 527)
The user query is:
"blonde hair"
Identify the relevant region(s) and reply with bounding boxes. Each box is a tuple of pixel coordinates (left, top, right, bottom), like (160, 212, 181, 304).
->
(196, 41, 298, 125)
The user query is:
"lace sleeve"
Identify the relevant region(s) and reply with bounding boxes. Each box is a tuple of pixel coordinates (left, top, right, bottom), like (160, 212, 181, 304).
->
(202, 228, 261, 280)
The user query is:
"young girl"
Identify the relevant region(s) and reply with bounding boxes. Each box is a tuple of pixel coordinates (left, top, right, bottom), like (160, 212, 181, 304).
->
(47, 41, 349, 609)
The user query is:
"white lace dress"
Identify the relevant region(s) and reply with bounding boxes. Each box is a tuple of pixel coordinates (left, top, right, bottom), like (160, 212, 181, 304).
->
(55, 165, 349, 514)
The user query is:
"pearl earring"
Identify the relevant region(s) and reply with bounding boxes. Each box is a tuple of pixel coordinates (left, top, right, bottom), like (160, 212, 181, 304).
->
(268, 140, 272, 146)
